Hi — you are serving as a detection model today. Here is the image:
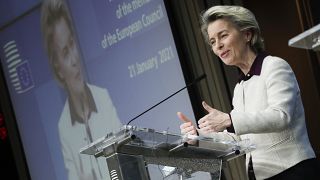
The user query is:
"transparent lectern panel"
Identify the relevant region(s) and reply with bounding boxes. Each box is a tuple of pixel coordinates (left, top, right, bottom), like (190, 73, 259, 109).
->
(80, 125, 255, 180)
(288, 24, 320, 51)
(80, 125, 255, 160)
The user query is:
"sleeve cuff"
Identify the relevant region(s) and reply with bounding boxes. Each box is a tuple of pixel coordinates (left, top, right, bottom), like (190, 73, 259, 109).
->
(226, 113, 235, 133)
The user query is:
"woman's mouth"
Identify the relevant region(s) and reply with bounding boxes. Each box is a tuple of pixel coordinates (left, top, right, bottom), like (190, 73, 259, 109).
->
(220, 50, 229, 58)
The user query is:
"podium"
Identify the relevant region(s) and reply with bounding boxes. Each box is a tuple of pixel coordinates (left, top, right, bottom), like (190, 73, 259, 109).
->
(288, 23, 320, 51)
(80, 125, 255, 180)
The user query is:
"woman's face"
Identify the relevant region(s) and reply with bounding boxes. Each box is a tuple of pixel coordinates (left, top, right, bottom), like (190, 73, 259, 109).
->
(207, 18, 251, 67)
(52, 17, 85, 93)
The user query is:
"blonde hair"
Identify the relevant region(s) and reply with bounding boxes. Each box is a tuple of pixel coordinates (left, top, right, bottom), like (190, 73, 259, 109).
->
(201, 5, 264, 53)
(40, 0, 75, 86)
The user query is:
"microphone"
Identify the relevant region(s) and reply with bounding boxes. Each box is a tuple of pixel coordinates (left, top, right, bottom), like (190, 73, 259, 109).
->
(126, 74, 207, 125)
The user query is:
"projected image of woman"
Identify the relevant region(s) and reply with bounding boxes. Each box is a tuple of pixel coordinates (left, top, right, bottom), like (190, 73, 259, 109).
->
(41, 0, 122, 179)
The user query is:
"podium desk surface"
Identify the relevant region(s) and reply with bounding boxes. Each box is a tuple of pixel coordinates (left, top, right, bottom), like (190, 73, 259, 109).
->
(80, 125, 255, 161)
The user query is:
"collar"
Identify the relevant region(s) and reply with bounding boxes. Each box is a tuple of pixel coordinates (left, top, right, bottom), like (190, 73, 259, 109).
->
(238, 52, 269, 82)
(69, 84, 97, 125)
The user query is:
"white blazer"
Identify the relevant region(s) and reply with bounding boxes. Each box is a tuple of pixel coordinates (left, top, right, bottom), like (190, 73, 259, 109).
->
(230, 55, 315, 179)
(58, 84, 122, 180)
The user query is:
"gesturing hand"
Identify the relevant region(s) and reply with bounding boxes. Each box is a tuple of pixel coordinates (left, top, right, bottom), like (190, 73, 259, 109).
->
(198, 101, 231, 134)
(177, 112, 197, 135)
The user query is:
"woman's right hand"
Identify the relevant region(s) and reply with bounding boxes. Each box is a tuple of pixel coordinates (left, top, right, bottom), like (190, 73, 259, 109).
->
(177, 112, 197, 135)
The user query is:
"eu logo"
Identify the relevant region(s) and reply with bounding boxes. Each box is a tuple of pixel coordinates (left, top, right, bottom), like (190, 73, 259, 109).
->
(3, 40, 34, 94)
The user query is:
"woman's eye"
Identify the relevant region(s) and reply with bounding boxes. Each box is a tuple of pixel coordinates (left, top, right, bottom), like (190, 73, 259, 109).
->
(221, 33, 228, 38)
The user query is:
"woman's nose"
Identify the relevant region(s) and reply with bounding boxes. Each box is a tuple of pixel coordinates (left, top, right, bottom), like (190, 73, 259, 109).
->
(213, 40, 223, 52)
(216, 40, 223, 49)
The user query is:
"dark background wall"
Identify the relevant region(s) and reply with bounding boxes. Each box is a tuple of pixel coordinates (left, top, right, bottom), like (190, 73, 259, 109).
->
(0, 108, 19, 179)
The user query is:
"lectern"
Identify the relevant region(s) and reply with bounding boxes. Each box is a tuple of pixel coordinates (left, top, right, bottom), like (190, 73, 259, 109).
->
(288, 23, 320, 51)
(80, 125, 255, 180)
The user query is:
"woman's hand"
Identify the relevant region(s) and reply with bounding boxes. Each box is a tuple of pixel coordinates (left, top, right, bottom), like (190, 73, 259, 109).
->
(198, 101, 231, 133)
(177, 112, 197, 135)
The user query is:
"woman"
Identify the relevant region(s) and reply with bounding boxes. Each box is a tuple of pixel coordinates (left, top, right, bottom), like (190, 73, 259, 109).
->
(41, 0, 122, 179)
(178, 5, 317, 180)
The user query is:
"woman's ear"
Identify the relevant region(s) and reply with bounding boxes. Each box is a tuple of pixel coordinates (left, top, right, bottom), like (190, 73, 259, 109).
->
(245, 30, 253, 42)
(57, 71, 64, 81)
(53, 62, 64, 81)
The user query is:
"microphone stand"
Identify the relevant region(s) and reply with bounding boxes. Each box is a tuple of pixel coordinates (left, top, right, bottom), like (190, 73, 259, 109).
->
(126, 74, 206, 125)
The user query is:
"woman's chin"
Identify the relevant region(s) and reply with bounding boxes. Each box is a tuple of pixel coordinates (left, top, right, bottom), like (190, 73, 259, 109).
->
(222, 60, 233, 66)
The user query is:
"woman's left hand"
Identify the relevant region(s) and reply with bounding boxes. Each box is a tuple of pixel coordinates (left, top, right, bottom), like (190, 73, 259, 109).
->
(198, 101, 231, 133)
